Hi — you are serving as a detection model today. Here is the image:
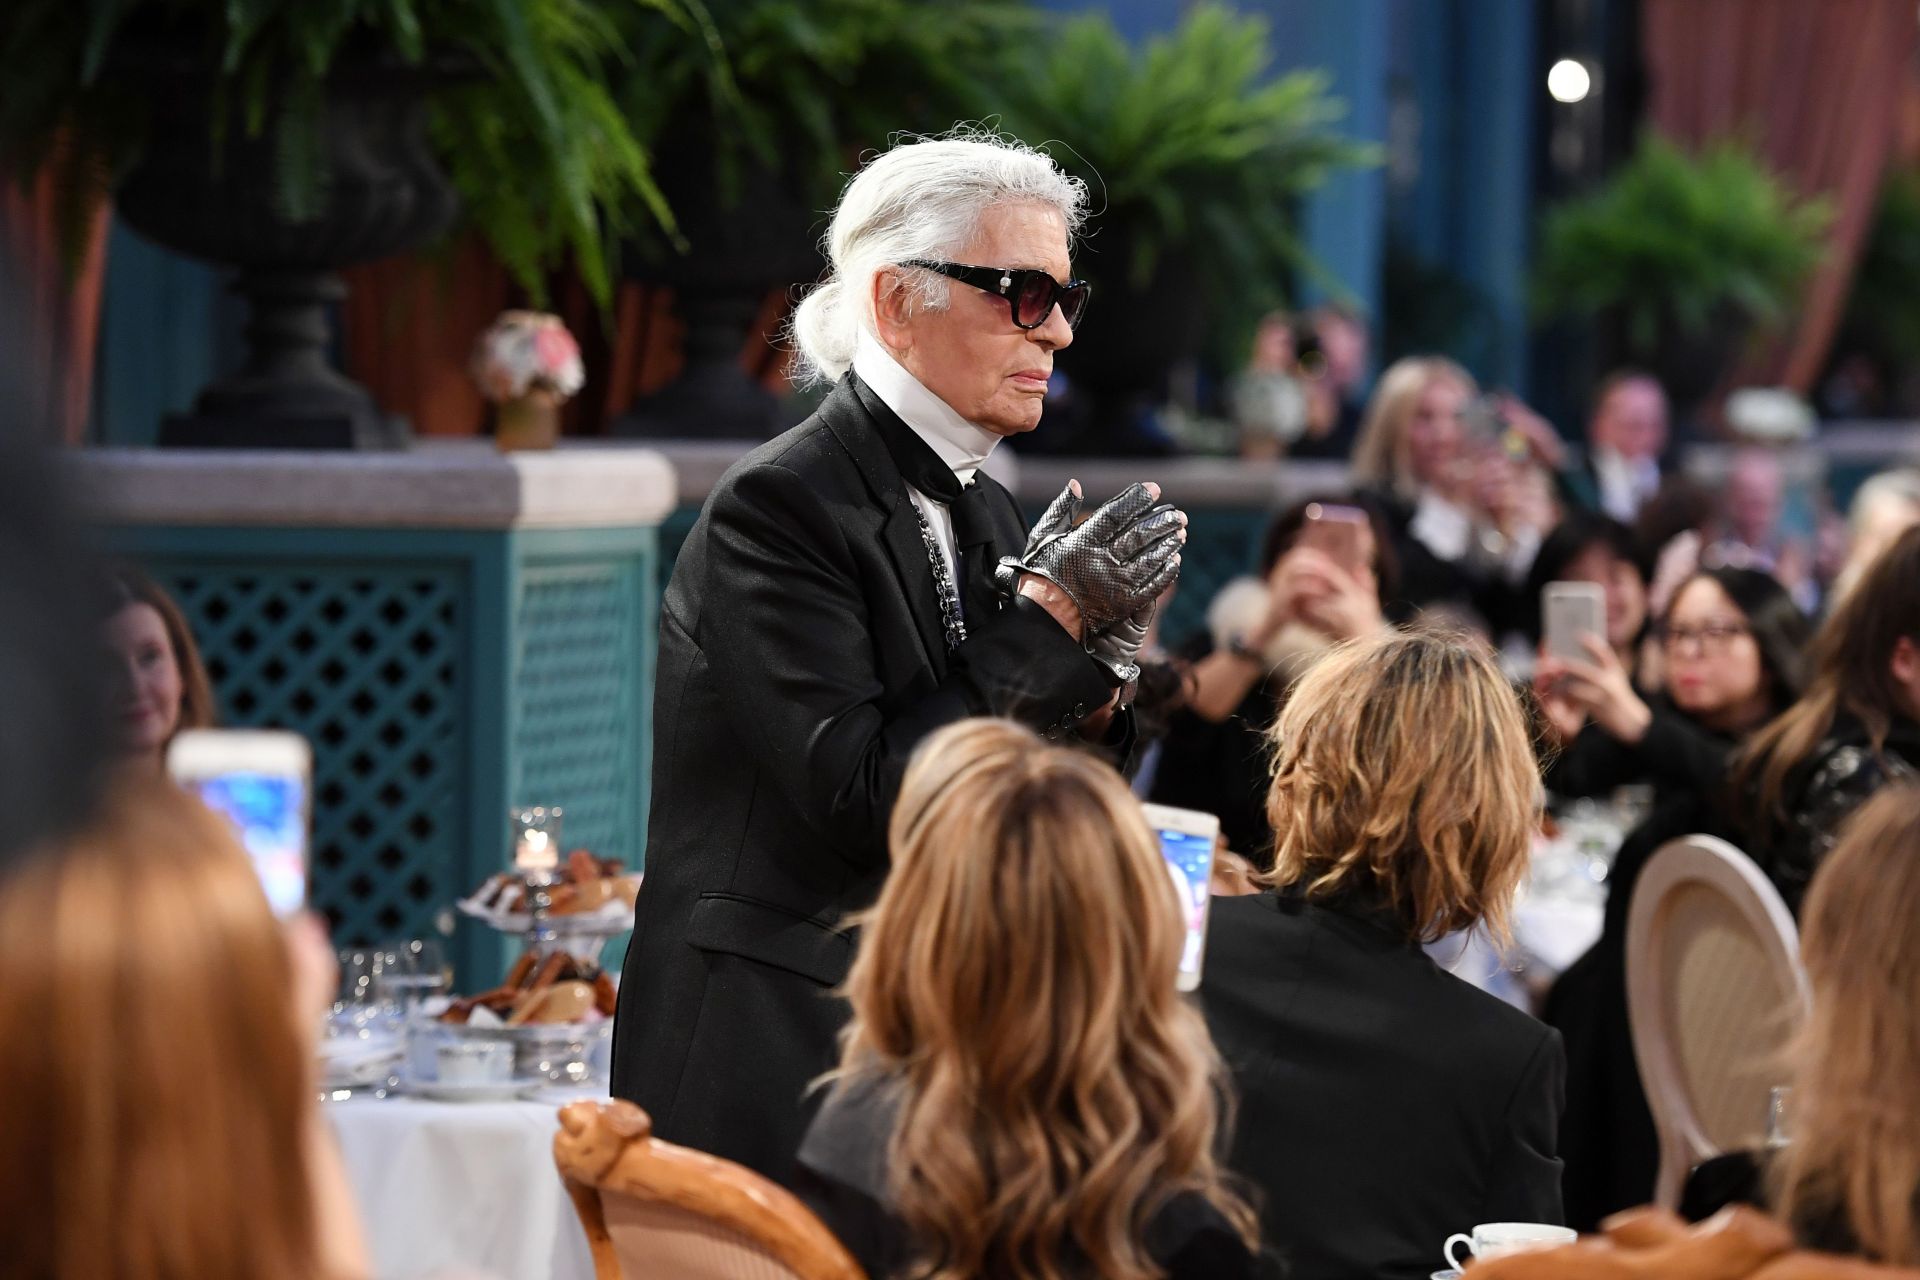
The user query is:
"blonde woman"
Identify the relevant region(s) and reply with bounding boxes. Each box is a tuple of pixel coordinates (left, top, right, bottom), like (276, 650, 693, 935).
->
(795, 719, 1272, 1280)
(0, 778, 365, 1279)
(1682, 781, 1920, 1266)
(1351, 356, 1556, 621)
(1199, 628, 1564, 1280)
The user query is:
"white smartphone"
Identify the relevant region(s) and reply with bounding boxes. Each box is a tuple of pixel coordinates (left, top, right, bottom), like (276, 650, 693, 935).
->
(1140, 803, 1222, 993)
(1542, 581, 1607, 663)
(167, 729, 312, 917)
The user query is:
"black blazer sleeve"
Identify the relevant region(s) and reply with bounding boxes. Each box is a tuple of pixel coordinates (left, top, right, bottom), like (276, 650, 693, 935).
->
(701, 461, 1111, 866)
(1479, 1026, 1567, 1227)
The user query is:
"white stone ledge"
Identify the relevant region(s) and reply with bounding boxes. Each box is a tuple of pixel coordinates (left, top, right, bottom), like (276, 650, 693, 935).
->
(69, 441, 679, 530)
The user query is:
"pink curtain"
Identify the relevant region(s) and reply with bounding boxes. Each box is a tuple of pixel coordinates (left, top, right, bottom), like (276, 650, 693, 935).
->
(1642, 0, 1919, 391)
(1, 172, 109, 445)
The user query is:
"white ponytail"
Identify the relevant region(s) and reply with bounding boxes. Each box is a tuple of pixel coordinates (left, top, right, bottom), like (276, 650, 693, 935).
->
(788, 127, 1089, 386)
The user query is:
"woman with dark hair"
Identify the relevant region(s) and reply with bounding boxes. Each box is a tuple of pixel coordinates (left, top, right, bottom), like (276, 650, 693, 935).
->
(1523, 511, 1650, 681)
(1539, 567, 1812, 1230)
(1147, 496, 1396, 861)
(1733, 525, 1920, 912)
(103, 567, 215, 773)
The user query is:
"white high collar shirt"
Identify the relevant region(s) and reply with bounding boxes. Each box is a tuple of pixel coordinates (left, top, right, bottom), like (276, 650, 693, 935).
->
(852, 331, 1001, 615)
(1592, 445, 1661, 522)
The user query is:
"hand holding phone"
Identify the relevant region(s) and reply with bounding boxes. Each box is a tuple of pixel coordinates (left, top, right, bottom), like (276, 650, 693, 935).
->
(167, 729, 312, 917)
(1140, 803, 1222, 992)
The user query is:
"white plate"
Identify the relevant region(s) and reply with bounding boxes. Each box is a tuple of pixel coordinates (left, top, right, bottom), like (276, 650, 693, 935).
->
(397, 1074, 541, 1103)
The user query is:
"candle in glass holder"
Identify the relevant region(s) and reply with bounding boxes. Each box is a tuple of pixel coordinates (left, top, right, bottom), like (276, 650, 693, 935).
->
(511, 806, 563, 873)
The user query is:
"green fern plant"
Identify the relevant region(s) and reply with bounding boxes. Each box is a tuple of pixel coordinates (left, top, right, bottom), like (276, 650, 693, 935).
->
(614, 0, 1034, 218)
(994, 3, 1377, 342)
(0, 0, 685, 305)
(1534, 135, 1832, 357)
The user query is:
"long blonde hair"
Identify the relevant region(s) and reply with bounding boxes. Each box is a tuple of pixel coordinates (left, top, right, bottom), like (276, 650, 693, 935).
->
(836, 719, 1257, 1280)
(1349, 356, 1476, 499)
(1775, 781, 1920, 1263)
(1259, 628, 1538, 944)
(0, 779, 322, 1279)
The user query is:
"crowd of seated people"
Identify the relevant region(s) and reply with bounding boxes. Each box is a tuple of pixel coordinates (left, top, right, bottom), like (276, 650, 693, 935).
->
(15, 352, 1920, 1280)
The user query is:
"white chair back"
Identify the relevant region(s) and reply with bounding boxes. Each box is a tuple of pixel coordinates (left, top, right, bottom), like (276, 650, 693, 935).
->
(1626, 834, 1810, 1208)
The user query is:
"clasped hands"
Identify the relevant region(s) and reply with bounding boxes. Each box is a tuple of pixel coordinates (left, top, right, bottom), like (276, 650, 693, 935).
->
(996, 480, 1186, 683)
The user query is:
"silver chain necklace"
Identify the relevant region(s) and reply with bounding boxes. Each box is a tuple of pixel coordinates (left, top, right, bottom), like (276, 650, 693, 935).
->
(908, 501, 967, 651)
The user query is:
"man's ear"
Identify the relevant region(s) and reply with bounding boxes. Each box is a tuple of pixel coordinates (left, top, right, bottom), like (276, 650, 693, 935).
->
(870, 268, 915, 356)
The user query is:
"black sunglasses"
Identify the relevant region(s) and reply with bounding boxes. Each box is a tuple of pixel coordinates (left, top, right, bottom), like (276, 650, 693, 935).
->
(903, 260, 1092, 331)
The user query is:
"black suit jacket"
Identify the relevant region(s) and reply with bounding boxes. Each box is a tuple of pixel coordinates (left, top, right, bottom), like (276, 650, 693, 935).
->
(1200, 891, 1566, 1280)
(612, 373, 1116, 1181)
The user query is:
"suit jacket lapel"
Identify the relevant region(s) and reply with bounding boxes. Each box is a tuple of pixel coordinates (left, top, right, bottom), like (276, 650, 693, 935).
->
(818, 375, 949, 670)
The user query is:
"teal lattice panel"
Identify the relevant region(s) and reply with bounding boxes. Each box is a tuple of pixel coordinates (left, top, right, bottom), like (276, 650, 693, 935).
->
(513, 559, 646, 868)
(1155, 509, 1273, 648)
(142, 561, 467, 947)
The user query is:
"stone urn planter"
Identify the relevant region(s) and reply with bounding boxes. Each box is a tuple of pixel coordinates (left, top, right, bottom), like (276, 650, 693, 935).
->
(114, 62, 460, 449)
(612, 144, 819, 440)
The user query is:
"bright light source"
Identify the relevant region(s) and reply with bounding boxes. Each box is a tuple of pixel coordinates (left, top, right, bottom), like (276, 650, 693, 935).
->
(1548, 59, 1593, 104)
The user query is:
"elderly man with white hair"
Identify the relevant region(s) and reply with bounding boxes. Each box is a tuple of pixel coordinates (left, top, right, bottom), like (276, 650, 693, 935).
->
(611, 130, 1185, 1179)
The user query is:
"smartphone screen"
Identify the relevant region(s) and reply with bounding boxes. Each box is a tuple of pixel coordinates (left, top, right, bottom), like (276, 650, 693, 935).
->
(1141, 803, 1221, 992)
(1299, 503, 1369, 574)
(1543, 581, 1607, 663)
(168, 730, 311, 917)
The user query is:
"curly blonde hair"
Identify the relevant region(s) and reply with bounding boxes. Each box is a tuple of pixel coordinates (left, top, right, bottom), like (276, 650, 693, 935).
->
(1258, 628, 1538, 944)
(835, 719, 1257, 1280)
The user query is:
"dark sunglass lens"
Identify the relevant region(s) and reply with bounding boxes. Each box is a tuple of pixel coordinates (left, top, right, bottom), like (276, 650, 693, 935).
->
(1059, 284, 1090, 330)
(1014, 273, 1056, 327)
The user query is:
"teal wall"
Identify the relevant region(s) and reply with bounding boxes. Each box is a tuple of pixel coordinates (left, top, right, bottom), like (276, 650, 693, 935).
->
(102, 522, 658, 986)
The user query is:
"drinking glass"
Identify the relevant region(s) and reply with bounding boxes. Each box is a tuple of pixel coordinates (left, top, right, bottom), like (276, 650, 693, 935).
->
(373, 939, 452, 1020)
(1767, 1086, 1795, 1148)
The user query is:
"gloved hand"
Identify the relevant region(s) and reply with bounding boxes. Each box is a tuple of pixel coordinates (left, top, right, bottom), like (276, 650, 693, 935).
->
(995, 481, 1185, 635)
(1088, 596, 1156, 685)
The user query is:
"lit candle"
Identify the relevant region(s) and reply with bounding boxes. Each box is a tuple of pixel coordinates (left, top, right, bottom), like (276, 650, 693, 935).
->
(515, 827, 557, 873)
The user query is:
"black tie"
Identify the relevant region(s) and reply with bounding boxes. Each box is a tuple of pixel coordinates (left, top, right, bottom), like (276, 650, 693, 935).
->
(951, 481, 1003, 624)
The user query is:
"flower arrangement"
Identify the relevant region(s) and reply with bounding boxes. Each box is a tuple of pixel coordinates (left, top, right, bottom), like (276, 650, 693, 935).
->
(472, 311, 586, 404)
(471, 311, 585, 450)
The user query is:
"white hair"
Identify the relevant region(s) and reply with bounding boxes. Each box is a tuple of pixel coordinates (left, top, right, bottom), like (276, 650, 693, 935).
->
(788, 129, 1089, 386)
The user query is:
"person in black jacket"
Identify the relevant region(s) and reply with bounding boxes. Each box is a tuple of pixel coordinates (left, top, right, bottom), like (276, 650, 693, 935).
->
(1733, 526, 1920, 913)
(1200, 628, 1564, 1280)
(1536, 568, 1811, 1230)
(613, 133, 1186, 1181)
(797, 720, 1275, 1280)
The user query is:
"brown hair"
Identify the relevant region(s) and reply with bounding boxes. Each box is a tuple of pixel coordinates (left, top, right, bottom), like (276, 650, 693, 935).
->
(1775, 781, 1920, 1264)
(1259, 628, 1538, 943)
(1734, 526, 1920, 840)
(0, 779, 321, 1279)
(836, 719, 1257, 1280)
(110, 566, 217, 739)
(1349, 355, 1476, 500)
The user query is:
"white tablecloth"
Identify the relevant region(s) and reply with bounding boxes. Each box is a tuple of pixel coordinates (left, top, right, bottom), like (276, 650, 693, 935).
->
(327, 1093, 600, 1280)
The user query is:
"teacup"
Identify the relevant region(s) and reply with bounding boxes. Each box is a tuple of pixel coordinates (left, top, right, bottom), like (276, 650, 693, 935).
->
(1444, 1222, 1577, 1268)
(436, 1038, 514, 1085)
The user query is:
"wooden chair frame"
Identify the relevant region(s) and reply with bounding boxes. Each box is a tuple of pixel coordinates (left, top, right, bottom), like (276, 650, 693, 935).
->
(553, 1100, 865, 1280)
(1626, 834, 1810, 1209)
